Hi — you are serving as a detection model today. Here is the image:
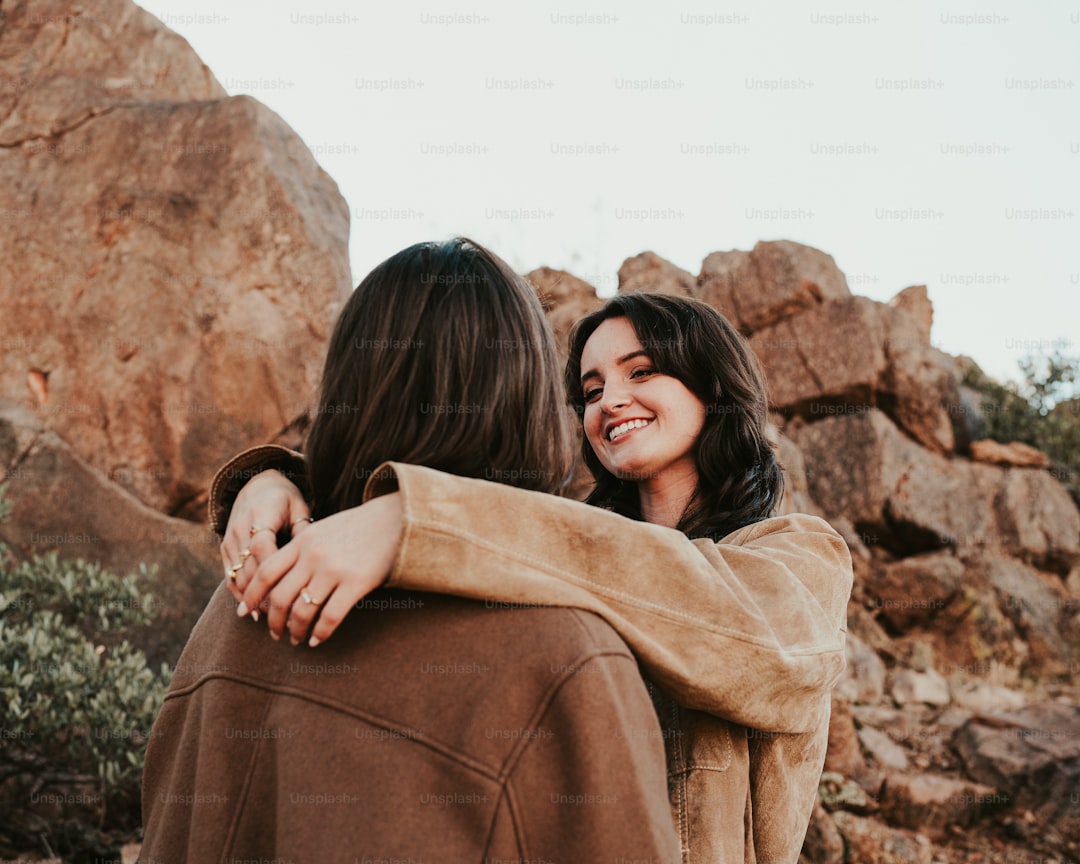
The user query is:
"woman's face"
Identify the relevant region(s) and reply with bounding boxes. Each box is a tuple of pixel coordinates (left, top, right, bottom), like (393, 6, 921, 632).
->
(579, 316, 706, 488)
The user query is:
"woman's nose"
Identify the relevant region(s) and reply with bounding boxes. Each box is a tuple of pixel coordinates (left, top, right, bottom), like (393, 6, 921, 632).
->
(600, 385, 630, 413)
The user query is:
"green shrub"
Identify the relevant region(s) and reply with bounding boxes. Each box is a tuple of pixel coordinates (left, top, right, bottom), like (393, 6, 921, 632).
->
(0, 483, 173, 860)
(963, 351, 1080, 507)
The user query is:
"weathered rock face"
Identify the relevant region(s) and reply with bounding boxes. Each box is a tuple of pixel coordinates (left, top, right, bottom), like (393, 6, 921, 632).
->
(879, 773, 1003, 839)
(0, 1, 351, 517)
(887, 285, 933, 343)
(751, 295, 963, 454)
(698, 240, 851, 333)
(526, 267, 602, 362)
(792, 408, 1080, 571)
(969, 438, 1051, 468)
(0, 0, 225, 144)
(954, 703, 1080, 845)
(0, 404, 219, 667)
(617, 250, 696, 297)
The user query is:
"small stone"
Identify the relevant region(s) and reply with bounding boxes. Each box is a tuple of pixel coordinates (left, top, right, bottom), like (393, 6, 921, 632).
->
(891, 668, 951, 707)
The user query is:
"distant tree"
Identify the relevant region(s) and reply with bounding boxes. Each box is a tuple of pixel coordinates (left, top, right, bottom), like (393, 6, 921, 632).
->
(963, 351, 1080, 507)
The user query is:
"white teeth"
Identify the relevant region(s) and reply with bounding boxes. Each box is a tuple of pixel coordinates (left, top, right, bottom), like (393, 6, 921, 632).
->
(608, 419, 650, 441)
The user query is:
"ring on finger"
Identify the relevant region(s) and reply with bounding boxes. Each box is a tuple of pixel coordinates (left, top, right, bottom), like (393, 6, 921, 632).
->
(238, 547, 252, 564)
(249, 525, 275, 538)
(301, 588, 319, 605)
(292, 516, 314, 528)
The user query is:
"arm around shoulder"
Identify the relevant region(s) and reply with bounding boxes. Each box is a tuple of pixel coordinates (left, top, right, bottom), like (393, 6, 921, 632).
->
(367, 462, 854, 733)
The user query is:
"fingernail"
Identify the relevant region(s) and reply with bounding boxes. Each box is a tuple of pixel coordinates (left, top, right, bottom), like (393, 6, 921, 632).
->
(251, 610, 260, 623)
(236, 601, 249, 617)
(308, 637, 320, 648)
(289, 636, 299, 647)
(270, 630, 280, 642)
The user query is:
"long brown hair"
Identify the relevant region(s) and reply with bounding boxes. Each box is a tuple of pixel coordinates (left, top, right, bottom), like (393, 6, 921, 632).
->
(565, 293, 783, 540)
(306, 238, 573, 518)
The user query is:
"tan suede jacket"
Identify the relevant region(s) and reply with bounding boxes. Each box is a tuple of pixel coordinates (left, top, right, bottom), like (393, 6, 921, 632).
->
(211, 450, 854, 864)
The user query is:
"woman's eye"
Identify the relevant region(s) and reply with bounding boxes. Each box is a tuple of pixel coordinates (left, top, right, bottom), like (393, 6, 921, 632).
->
(630, 367, 656, 379)
(583, 387, 603, 402)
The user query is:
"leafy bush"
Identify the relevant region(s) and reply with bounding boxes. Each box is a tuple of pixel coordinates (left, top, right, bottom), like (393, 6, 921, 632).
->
(0, 482, 173, 860)
(963, 351, 1080, 506)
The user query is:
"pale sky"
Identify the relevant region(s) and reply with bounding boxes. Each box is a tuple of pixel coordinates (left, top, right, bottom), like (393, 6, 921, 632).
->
(139, 0, 1079, 385)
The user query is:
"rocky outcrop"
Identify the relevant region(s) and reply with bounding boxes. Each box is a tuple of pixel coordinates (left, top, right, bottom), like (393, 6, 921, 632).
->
(0, 0, 224, 144)
(526, 267, 602, 361)
(751, 296, 963, 453)
(0, 0, 351, 518)
(617, 251, 696, 297)
(791, 408, 1080, 571)
(697, 240, 851, 333)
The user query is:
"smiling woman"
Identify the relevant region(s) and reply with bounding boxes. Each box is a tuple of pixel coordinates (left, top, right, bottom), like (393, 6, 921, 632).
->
(579, 316, 707, 525)
(568, 292, 784, 541)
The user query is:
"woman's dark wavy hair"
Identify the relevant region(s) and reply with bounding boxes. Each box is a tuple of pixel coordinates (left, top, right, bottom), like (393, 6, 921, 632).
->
(306, 237, 574, 519)
(565, 293, 784, 541)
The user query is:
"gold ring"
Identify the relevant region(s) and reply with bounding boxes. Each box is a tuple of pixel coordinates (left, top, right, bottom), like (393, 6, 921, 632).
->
(249, 525, 275, 538)
(291, 516, 314, 527)
(239, 548, 252, 564)
(228, 571, 237, 583)
(301, 589, 317, 605)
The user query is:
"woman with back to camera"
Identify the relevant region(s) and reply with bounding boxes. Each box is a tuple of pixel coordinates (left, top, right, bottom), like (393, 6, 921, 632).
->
(141, 238, 681, 863)
(217, 288, 854, 862)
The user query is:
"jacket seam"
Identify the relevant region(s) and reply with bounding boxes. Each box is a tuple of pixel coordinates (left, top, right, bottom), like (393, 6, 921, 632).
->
(409, 516, 846, 656)
(495, 647, 643, 782)
(496, 649, 644, 855)
(164, 672, 502, 781)
(219, 691, 276, 863)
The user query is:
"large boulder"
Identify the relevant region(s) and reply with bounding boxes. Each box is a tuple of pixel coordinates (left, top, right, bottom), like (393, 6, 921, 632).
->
(617, 250, 696, 297)
(868, 552, 965, 632)
(792, 408, 1080, 571)
(0, 0, 224, 144)
(697, 240, 851, 334)
(0, 404, 220, 666)
(0, 1, 351, 517)
(750, 294, 963, 453)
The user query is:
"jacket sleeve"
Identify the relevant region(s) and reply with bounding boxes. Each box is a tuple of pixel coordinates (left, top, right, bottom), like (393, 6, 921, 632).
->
(364, 462, 854, 734)
(501, 646, 680, 864)
(207, 444, 308, 536)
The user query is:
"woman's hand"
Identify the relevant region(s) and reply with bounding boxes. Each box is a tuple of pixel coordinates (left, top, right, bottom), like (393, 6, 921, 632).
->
(235, 493, 403, 647)
(220, 470, 312, 607)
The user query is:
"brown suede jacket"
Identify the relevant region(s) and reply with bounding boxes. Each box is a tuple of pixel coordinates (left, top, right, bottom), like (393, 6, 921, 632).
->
(207, 449, 854, 863)
(141, 575, 678, 861)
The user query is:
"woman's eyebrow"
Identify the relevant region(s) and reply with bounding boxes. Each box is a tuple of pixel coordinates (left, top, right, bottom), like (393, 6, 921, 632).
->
(580, 350, 649, 385)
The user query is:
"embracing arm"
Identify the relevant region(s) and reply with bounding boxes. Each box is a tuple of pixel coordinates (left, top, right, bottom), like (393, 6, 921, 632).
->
(209, 445, 308, 536)
(366, 462, 853, 734)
